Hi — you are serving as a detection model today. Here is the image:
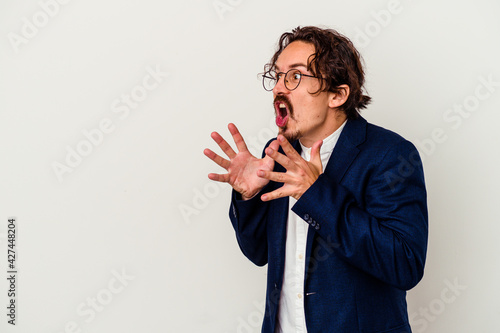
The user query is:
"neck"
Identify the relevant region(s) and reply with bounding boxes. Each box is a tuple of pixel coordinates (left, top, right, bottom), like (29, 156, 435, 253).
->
(299, 111, 347, 148)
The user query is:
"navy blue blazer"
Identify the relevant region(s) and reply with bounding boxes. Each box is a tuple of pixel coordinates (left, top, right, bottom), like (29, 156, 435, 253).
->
(229, 116, 428, 333)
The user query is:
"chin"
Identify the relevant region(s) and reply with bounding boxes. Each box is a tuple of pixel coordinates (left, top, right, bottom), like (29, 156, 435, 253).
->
(279, 127, 301, 143)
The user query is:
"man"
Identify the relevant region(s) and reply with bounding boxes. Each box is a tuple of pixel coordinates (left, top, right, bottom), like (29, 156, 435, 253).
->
(204, 26, 428, 333)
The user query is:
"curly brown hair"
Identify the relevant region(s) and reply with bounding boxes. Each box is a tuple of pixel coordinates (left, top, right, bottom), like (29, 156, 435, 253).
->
(264, 26, 371, 119)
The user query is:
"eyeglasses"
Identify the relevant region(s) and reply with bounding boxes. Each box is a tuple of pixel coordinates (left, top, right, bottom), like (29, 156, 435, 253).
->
(262, 68, 319, 91)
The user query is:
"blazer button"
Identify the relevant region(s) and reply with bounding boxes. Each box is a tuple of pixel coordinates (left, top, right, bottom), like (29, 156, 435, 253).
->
(310, 220, 316, 227)
(304, 214, 310, 221)
(315, 224, 321, 230)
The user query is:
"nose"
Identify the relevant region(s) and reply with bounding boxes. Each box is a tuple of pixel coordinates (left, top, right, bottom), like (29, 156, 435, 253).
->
(272, 74, 288, 95)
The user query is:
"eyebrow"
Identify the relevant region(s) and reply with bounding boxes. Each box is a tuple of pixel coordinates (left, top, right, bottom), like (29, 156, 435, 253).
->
(275, 62, 308, 72)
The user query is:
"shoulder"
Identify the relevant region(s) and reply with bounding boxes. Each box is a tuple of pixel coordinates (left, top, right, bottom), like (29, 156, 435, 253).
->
(357, 117, 415, 151)
(366, 121, 406, 146)
(346, 117, 420, 164)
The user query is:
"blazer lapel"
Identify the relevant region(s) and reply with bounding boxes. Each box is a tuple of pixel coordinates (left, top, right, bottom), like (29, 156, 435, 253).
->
(301, 117, 367, 281)
(323, 116, 367, 184)
(290, 116, 367, 183)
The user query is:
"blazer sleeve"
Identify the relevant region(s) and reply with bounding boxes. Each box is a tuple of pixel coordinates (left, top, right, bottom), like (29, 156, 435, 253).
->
(292, 139, 428, 290)
(228, 139, 276, 267)
(229, 189, 270, 266)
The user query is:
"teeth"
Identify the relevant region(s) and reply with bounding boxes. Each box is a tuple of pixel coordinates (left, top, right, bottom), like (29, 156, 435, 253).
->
(279, 103, 286, 109)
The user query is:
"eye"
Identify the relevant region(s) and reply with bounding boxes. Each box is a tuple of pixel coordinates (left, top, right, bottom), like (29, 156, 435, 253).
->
(288, 70, 302, 83)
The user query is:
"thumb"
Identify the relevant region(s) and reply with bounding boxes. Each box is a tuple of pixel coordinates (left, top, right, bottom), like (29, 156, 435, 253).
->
(310, 140, 324, 173)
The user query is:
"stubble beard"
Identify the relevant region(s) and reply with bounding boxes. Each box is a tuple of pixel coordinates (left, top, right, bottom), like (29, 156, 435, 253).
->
(279, 125, 301, 143)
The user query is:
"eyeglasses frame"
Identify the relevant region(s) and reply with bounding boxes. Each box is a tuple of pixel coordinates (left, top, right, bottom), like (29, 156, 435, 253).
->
(262, 68, 320, 92)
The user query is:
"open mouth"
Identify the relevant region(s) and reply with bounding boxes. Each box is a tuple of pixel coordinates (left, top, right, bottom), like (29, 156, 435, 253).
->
(275, 101, 289, 128)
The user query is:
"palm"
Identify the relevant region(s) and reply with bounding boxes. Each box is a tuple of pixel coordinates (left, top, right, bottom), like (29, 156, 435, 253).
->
(205, 123, 275, 200)
(227, 151, 274, 199)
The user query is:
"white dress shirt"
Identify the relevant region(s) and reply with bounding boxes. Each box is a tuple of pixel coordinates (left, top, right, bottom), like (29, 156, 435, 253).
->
(275, 120, 347, 333)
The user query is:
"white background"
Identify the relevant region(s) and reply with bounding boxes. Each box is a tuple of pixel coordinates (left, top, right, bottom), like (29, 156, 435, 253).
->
(1, 0, 499, 332)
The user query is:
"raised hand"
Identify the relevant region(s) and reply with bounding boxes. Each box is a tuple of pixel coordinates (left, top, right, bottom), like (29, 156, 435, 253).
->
(257, 135, 323, 201)
(204, 123, 276, 200)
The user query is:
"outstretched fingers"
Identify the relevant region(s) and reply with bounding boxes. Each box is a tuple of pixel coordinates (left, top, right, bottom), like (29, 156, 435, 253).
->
(260, 187, 288, 202)
(211, 131, 237, 159)
(257, 169, 289, 184)
(257, 137, 325, 202)
(207, 172, 230, 183)
(204, 148, 230, 170)
(228, 123, 249, 153)
(264, 136, 302, 171)
(277, 135, 303, 163)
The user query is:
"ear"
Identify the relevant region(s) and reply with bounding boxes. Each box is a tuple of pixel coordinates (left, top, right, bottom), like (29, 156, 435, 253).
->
(328, 84, 350, 109)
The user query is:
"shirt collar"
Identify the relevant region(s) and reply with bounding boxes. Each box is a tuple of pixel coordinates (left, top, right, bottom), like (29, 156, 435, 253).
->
(299, 120, 348, 166)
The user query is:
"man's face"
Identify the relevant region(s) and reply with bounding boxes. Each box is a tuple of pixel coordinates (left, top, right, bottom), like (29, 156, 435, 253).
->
(273, 41, 336, 147)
